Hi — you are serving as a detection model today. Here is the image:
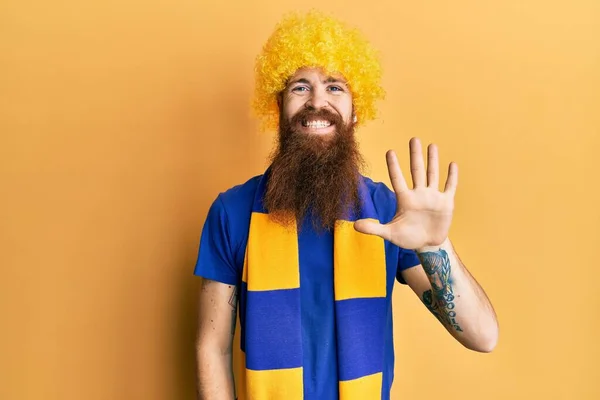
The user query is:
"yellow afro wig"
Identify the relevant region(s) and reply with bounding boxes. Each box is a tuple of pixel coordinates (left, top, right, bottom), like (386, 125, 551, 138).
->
(253, 10, 385, 131)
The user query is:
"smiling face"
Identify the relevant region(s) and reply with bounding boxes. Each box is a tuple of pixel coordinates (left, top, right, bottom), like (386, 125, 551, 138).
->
(264, 67, 364, 230)
(280, 67, 355, 136)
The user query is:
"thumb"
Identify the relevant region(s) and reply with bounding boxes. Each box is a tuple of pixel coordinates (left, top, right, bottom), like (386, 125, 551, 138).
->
(353, 219, 391, 241)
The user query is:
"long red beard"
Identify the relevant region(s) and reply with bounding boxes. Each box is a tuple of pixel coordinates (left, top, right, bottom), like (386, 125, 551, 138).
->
(264, 108, 365, 231)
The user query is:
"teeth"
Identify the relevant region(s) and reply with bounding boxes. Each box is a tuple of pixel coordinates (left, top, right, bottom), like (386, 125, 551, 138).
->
(303, 120, 331, 128)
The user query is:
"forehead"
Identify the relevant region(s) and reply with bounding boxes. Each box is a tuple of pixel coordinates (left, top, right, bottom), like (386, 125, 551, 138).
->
(287, 67, 348, 84)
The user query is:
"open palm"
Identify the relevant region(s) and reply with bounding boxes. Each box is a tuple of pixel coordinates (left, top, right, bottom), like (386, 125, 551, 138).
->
(354, 137, 458, 250)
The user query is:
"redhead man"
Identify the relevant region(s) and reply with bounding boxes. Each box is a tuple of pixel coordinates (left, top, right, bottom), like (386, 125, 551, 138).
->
(194, 10, 498, 400)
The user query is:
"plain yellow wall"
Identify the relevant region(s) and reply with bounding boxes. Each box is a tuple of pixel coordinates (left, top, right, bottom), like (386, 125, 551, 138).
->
(1, 0, 599, 399)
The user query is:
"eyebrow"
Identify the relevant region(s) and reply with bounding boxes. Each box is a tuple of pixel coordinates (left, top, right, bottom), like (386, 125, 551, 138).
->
(288, 77, 348, 86)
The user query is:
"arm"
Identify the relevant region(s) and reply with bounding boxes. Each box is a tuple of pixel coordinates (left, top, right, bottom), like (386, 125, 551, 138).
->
(355, 138, 499, 352)
(400, 238, 498, 352)
(195, 278, 237, 400)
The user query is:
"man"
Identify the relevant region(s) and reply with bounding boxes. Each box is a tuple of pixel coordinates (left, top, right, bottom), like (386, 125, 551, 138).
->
(194, 10, 498, 400)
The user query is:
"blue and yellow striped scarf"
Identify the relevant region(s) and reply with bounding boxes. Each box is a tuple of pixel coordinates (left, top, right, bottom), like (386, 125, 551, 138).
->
(238, 171, 388, 399)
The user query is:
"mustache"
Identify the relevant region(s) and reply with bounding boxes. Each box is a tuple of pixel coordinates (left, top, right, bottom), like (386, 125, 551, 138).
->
(288, 108, 345, 131)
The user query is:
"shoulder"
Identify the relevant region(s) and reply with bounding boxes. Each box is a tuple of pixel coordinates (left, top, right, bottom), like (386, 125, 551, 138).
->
(361, 175, 397, 224)
(217, 174, 263, 214)
(216, 174, 262, 251)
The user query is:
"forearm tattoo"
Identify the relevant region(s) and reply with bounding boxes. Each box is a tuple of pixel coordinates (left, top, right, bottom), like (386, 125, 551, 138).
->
(418, 249, 463, 332)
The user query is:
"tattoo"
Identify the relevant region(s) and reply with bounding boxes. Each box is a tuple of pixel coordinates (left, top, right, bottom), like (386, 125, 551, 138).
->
(418, 249, 463, 332)
(228, 286, 238, 335)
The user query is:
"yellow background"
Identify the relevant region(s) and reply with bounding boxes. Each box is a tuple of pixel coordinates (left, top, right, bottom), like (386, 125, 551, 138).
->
(1, 0, 599, 399)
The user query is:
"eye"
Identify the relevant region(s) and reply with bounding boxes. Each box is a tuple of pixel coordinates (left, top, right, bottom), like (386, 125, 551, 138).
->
(328, 85, 344, 92)
(292, 86, 309, 92)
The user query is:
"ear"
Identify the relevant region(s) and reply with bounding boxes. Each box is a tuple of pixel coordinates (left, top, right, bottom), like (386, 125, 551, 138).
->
(353, 114, 358, 124)
(276, 92, 283, 109)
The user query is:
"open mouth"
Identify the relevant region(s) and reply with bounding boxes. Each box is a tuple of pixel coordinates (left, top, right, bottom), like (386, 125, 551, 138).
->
(301, 119, 332, 128)
(299, 118, 336, 135)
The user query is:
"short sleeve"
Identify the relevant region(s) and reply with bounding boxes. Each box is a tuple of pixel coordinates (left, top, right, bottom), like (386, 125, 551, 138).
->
(193, 195, 239, 285)
(395, 247, 421, 284)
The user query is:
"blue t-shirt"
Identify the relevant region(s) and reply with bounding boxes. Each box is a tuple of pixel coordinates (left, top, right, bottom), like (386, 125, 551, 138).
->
(194, 174, 420, 400)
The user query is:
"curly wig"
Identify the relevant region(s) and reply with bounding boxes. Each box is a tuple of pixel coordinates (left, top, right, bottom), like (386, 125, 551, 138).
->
(253, 10, 385, 131)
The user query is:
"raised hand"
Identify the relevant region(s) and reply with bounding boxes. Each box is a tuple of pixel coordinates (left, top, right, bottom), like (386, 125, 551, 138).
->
(354, 137, 458, 250)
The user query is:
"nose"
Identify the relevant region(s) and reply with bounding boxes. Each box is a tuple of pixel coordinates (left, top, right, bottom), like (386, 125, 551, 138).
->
(305, 87, 329, 110)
